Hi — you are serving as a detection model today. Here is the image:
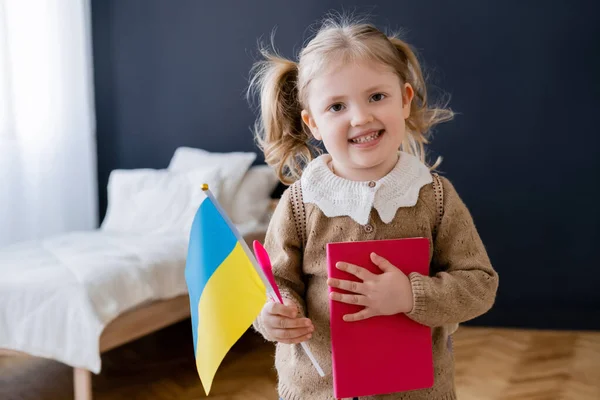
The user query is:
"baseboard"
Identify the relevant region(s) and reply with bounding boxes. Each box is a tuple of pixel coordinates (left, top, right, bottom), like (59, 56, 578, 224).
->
(463, 307, 600, 331)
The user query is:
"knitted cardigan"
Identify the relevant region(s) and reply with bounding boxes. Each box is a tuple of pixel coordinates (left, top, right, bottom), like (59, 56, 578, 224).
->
(253, 155, 498, 400)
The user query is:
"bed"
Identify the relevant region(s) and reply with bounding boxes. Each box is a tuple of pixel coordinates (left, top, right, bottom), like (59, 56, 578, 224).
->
(0, 147, 279, 400)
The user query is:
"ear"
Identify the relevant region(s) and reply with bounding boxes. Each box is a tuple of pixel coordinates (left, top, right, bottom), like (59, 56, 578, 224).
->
(402, 83, 414, 119)
(301, 109, 321, 141)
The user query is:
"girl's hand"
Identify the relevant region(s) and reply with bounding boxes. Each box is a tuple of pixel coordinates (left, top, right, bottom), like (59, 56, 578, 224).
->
(261, 298, 314, 344)
(327, 252, 414, 322)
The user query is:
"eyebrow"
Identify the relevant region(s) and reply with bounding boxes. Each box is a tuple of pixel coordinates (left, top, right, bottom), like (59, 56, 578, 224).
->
(323, 85, 392, 104)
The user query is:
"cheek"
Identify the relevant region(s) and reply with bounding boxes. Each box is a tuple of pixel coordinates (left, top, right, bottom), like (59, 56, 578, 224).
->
(333, 123, 351, 146)
(382, 109, 401, 126)
(396, 116, 406, 130)
(385, 114, 407, 142)
(322, 133, 347, 150)
(320, 118, 347, 140)
(394, 119, 407, 139)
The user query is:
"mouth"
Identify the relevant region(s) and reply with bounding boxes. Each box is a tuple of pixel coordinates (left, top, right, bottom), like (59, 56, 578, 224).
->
(349, 130, 384, 145)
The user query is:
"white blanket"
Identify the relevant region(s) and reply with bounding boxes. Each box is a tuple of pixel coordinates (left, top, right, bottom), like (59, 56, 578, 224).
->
(0, 222, 265, 373)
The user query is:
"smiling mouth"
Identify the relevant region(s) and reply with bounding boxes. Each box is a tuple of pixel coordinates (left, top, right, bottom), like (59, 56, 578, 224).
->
(349, 130, 384, 144)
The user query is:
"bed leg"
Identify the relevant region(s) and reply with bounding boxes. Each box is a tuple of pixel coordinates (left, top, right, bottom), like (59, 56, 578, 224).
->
(73, 367, 92, 400)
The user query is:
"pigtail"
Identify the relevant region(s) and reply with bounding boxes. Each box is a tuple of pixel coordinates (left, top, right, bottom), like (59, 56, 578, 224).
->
(247, 47, 317, 185)
(387, 37, 454, 169)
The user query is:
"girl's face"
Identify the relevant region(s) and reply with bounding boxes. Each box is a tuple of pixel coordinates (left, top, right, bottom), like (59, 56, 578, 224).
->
(301, 61, 414, 182)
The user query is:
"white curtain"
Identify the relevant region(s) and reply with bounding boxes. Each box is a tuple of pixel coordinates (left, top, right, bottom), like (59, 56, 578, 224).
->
(0, 0, 97, 247)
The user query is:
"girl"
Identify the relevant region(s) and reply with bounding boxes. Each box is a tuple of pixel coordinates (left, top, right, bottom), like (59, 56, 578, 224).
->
(249, 15, 499, 400)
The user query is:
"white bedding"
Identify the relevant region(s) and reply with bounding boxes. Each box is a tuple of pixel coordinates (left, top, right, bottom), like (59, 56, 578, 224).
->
(0, 221, 266, 373)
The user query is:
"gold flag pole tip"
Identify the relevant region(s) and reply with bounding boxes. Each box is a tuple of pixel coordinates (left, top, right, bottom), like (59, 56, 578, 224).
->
(202, 184, 209, 191)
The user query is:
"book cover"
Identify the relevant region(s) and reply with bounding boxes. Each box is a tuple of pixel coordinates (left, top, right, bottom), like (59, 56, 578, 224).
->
(326, 237, 434, 398)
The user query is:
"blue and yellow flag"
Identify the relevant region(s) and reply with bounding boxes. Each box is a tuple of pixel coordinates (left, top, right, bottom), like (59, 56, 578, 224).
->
(184, 187, 267, 395)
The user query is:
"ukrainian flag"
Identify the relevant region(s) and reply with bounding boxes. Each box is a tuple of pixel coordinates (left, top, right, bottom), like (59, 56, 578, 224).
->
(185, 186, 267, 395)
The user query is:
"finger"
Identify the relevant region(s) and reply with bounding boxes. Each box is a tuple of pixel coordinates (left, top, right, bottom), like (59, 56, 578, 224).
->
(266, 302, 297, 318)
(282, 298, 297, 308)
(329, 291, 369, 306)
(264, 315, 312, 330)
(343, 308, 374, 322)
(278, 332, 313, 345)
(271, 326, 314, 341)
(327, 278, 365, 294)
(336, 262, 374, 281)
(370, 252, 396, 272)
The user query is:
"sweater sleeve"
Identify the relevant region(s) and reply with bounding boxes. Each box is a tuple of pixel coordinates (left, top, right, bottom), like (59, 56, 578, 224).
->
(252, 188, 306, 340)
(406, 177, 499, 327)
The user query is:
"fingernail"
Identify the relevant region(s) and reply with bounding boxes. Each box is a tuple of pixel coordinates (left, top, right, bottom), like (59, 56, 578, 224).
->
(336, 262, 343, 268)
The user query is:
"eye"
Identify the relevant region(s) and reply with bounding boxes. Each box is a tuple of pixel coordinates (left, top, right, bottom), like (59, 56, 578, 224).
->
(370, 93, 386, 102)
(328, 103, 345, 113)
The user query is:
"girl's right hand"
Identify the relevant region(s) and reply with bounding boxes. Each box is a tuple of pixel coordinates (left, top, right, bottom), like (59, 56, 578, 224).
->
(261, 299, 314, 344)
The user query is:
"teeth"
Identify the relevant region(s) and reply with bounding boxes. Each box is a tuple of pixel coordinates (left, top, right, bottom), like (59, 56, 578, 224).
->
(351, 131, 381, 144)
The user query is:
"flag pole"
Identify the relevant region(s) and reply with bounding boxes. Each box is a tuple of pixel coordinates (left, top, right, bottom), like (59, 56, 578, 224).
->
(201, 184, 325, 377)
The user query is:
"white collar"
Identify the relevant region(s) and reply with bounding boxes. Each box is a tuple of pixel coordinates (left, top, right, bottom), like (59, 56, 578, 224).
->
(300, 152, 432, 225)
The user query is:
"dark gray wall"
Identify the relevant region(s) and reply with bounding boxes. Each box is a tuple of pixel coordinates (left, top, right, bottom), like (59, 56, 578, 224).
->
(91, 0, 600, 330)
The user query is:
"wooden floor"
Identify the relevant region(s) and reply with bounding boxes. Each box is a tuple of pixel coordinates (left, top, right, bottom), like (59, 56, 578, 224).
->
(1, 321, 599, 400)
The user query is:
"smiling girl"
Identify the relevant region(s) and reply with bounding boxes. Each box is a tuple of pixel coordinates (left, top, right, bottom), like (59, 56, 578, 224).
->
(248, 15, 499, 400)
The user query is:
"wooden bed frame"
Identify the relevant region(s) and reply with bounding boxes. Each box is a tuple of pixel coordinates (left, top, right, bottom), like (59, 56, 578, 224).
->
(0, 294, 191, 400)
(0, 224, 274, 400)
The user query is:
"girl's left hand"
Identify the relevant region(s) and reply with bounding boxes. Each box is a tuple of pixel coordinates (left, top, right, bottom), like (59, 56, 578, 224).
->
(327, 252, 414, 322)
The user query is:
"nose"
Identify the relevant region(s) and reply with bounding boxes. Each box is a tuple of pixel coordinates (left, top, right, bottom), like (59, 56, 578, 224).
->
(350, 105, 374, 127)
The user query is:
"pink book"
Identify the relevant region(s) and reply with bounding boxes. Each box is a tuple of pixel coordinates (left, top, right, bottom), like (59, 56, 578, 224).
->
(326, 238, 434, 399)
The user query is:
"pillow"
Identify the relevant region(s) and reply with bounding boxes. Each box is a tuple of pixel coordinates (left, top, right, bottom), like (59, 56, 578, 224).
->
(101, 166, 222, 235)
(168, 147, 256, 214)
(230, 165, 280, 225)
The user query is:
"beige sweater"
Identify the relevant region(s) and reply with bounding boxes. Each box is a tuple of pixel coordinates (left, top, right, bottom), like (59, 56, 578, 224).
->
(253, 172, 498, 400)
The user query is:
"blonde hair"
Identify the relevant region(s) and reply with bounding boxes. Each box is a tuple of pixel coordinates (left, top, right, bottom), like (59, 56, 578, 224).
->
(248, 15, 454, 184)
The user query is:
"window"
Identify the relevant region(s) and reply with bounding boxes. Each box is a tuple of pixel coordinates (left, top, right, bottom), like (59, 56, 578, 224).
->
(0, 1, 14, 139)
